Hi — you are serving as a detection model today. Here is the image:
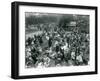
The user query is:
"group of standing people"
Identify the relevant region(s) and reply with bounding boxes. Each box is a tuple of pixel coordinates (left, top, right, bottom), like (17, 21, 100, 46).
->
(25, 23, 90, 68)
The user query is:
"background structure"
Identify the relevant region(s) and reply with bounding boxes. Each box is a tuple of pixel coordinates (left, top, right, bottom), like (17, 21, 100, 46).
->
(0, 0, 99, 81)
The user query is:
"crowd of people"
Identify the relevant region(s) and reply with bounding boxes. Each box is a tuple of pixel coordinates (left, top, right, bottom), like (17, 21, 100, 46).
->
(25, 23, 90, 68)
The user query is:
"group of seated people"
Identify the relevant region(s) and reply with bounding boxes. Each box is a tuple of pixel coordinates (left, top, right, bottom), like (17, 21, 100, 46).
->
(25, 26, 90, 68)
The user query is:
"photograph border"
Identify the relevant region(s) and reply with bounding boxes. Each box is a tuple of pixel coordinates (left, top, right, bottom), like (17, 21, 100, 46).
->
(11, 1, 98, 79)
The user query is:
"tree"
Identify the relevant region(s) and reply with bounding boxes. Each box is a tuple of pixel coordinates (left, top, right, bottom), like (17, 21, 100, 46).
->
(75, 15, 89, 34)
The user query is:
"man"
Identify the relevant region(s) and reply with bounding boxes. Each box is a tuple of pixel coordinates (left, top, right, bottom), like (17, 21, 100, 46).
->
(43, 54, 51, 67)
(26, 37, 32, 46)
(76, 52, 83, 65)
(30, 47, 39, 66)
(38, 35, 43, 45)
(55, 51, 63, 66)
(48, 36, 53, 47)
(55, 44, 60, 53)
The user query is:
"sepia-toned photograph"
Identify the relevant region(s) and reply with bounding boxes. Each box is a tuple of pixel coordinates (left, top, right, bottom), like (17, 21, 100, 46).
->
(25, 12, 90, 68)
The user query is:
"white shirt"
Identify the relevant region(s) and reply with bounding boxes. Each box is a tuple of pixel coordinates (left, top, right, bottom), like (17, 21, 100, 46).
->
(76, 55, 83, 62)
